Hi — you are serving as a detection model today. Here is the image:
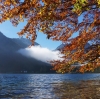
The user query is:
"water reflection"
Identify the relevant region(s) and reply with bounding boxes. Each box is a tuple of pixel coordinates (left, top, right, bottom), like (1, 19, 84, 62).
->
(52, 80, 100, 99)
(0, 74, 100, 99)
(0, 74, 57, 99)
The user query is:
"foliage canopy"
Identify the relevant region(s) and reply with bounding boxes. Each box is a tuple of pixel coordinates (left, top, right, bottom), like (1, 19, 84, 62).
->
(0, 0, 100, 73)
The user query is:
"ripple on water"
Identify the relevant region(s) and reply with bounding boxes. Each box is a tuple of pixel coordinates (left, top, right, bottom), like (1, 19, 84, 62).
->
(0, 74, 100, 99)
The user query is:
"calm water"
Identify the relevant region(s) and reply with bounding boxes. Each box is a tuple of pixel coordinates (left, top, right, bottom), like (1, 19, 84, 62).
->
(0, 73, 100, 99)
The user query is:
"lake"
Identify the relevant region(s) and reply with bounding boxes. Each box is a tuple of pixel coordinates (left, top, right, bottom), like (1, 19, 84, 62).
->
(0, 73, 100, 99)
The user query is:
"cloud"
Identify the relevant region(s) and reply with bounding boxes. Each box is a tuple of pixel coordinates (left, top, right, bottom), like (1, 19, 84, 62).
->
(18, 46, 63, 63)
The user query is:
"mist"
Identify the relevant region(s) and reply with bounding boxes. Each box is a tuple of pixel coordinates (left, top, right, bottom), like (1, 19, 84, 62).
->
(18, 46, 63, 63)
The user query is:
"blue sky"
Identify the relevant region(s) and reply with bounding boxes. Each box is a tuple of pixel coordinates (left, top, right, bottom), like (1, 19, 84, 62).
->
(0, 15, 82, 50)
(0, 21, 62, 50)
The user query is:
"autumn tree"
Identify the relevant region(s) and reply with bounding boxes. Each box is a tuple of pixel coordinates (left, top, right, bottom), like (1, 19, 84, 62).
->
(0, 0, 100, 73)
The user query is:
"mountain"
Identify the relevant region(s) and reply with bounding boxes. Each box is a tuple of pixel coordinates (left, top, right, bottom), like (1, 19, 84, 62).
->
(0, 31, 39, 52)
(56, 43, 66, 50)
(0, 32, 21, 52)
(12, 37, 39, 48)
(0, 52, 54, 73)
(0, 32, 55, 73)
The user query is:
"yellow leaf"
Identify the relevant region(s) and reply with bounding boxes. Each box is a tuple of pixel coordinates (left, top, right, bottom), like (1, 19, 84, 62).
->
(7, 18, 9, 20)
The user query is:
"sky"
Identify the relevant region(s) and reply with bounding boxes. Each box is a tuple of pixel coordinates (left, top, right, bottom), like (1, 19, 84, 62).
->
(0, 21, 62, 50)
(0, 13, 83, 63)
(0, 15, 83, 50)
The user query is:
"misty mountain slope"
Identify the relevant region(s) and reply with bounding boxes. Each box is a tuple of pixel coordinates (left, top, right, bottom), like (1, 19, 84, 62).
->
(0, 51, 54, 73)
(0, 32, 55, 73)
(0, 32, 22, 52)
(0, 31, 39, 52)
(12, 37, 39, 48)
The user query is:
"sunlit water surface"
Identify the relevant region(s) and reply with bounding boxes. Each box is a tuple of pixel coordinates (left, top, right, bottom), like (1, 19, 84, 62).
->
(0, 73, 100, 99)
